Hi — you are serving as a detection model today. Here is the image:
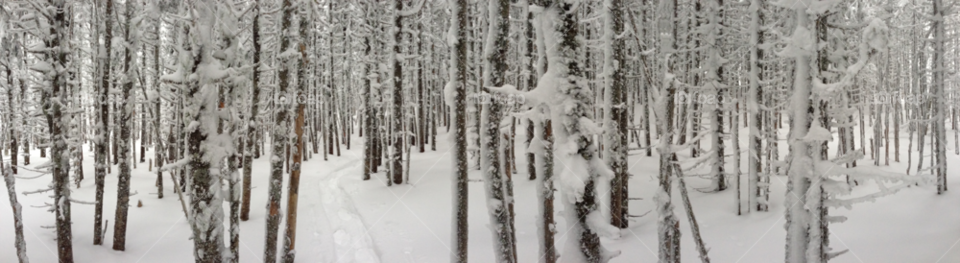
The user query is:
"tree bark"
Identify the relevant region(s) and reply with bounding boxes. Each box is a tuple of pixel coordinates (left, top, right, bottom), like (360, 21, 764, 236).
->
(449, 0, 469, 261)
(113, 0, 139, 250)
(93, 0, 114, 247)
(3, 164, 28, 263)
(265, 0, 293, 261)
(241, 5, 262, 222)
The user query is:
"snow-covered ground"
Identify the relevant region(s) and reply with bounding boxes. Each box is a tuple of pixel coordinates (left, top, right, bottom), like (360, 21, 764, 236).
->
(2, 125, 960, 262)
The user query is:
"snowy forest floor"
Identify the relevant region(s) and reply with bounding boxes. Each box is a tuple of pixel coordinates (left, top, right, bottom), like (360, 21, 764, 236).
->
(3, 125, 960, 263)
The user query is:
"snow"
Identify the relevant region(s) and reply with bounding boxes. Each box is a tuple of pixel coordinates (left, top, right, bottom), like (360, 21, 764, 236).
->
(1, 115, 960, 262)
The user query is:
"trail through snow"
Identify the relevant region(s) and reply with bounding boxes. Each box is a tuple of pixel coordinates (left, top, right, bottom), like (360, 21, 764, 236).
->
(311, 160, 381, 263)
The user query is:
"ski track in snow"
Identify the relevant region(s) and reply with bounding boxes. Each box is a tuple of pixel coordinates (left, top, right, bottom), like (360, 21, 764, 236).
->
(311, 160, 381, 263)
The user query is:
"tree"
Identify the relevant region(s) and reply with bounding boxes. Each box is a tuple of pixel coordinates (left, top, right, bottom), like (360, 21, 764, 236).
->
(240, 1, 261, 222)
(931, 0, 947, 194)
(93, 0, 114, 246)
(447, 0, 469, 261)
(479, 0, 516, 261)
(362, 0, 374, 181)
(27, 0, 76, 261)
(3, 162, 28, 263)
(602, 0, 628, 229)
(656, 0, 681, 261)
(390, 0, 405, 185)
(282, 1, 310, 261)
(264, 0, 293, 260)
(746, 0, 765, 213)
(175, 1, 232, 261)
(497, 0, 617, 261)
(113, 0, 140, 250)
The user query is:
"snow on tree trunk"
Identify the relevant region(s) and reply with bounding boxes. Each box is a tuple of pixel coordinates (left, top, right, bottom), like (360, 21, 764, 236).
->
(240, 4, 261, 222)
(782, 6, 819, 262)
(522, 1, 537, 182)
(28, 0, 77, 261)
(179, 2, 230, 262)
(655, 0, 681, 261)
(282, 3, 310, 262)
(93, 0, 114, 247)
(932, 0, 947, 194)
(216, 3, 246, 262)
(390, 0, 404, 185)
(702, 0, 727, 193)
(746, 0, 763, 213)
(3, 164, 28, 263)
(265, 0, 293, 261)
(602, 0, 629, 229)
(446, 0, 469, 261)
(479, 0, 517, 261)
(113, 0, 140, 250)
(526, 4, 557, 262)
(362, 5, 373, 181)
(515, 1, 618, 261)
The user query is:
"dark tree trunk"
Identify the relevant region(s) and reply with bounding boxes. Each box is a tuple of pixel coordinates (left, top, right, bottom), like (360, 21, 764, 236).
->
(93, 0, 113, 246)
(605, 0, 629, 229)
(113, 0, 138, 250)
(265, 0, 293, 261)
(451, 0, 469, 261)
(282, 9, 310, 263)
(241, 6, 261, 222)
(391, 0, 404, 185)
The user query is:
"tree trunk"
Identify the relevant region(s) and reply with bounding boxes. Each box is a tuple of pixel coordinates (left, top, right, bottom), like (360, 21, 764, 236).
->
(36, 2, 76, 261)
(747, 0, 763, 213)
(391, 0, 405, 185)
(113, 0, 139, 250)
(658, 0, 681, 261)
(932, 0, 947, 194)
(480, 0, 517, 261)
(450, 0, 469, 261)
(282, 8, 310, 262)
(93, 0, 114, 246)
(3, 164, 28, 263)
(603, 0, 629, 229)
(241, 5, 262, 222)
(265, 0, 293, 260)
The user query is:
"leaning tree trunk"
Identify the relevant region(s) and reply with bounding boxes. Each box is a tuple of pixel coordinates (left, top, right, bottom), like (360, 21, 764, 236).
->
(3, 164, 28, 263)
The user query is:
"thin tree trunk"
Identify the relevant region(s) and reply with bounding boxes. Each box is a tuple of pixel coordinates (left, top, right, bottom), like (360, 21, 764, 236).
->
(113, 0, 139, 250)
(449, 0, 469, 261)
(93, 0, 114, 246)
(265, 0, 293, 260)
(3, 164, 28, 263)
(241, 5, 262, 222)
